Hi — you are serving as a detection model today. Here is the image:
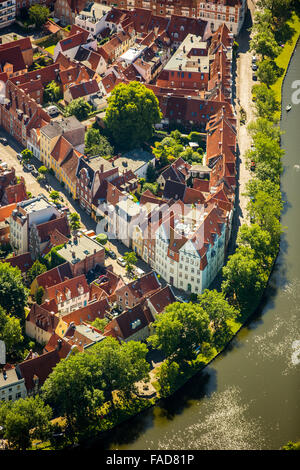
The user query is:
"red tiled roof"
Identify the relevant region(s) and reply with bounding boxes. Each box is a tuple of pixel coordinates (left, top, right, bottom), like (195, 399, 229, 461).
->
(0, 46, 26, 73)
(17, 350, 62, 393)
(4, 252, 33, 273)
(45, 274, 89, 303)
(36, 262, 73, 290)
(69, 79, 99, 99)
(0, 37, 32, 53)
(3, 180, 27, 204)
(37, 215, 70, 244)
(147, 285, 176, 314)
(62, 297, 110, 325)
(109, 300, 154, 340)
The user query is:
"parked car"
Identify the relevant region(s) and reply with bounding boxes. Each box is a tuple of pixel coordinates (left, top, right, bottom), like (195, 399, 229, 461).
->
(97, 275, 109, 284)
(117, 257, 126, 267)
(31, 169, 38, 177)
(252, 74, 257, 81)
(60, 206, 70, 213)
(45, 184, 51, 192)
(0, 162, 8, 169)
(23, 163, 34, 171)
(46, 105, 59, 117)
(0, 137, 7, 145)
(250, 161, 256, 171)
(252, 64, 258, 71)
(17, 153, 23, 161)
(107, 250, 116, 259)
(252, 55, 257, 63)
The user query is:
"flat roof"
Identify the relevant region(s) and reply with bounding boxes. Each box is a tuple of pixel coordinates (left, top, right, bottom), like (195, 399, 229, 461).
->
(76, 324, 105, 344)
(0, 369, 23, 388)
(19, 194, 53, 213)
(119, 45, 147, 64)
(114, 149, 154, 173)
(58, 233, 104, 265)
(164, 34, 209, 73)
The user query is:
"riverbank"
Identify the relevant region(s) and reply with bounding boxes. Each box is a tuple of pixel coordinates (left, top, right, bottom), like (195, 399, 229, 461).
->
(30, 10, 300, 452)
(271, 13, 300, 117)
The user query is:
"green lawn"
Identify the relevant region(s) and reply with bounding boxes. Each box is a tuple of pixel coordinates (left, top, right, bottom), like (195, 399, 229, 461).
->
(271, 13, 300, 117)
(45, 45, 56, 56)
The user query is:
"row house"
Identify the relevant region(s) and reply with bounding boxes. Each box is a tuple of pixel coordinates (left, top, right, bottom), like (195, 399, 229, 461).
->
(76, 156, 118, 214)
(0, 80, 51, 148)
(0, 45, 26, 78)
(54, 0, 88, 26)
(65, 78, 100, 103)
(154, 201, 227, 294)
(44, 274, 90, 315)
(29, 213, 71, 260)
(156, 34, 209, 91)
(53, 25, 97, 61)
(31, 261, 73, 296)
(40, 116, 85, 166)
(98, 0, 246, 35)
(0, 202, 17, 245)
(1, 176, 27, 205)
(115, 270, 161, 311)
(0, 37, 32, 66)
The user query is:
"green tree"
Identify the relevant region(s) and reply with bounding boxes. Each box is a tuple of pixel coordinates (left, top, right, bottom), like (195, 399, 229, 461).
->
(95, 233, 108, 245)
(21, 148, 33, 164)
(197, 289, 239, 349)
(0, 306, 23, 355)
(247, 117, 282, 142)
(43, 80, 62, 103)
(65, 97, 92, 121)
(252, 83, 280, 119)
(104, 81, 162, 149)
(49, 190, 60, 203)
(27, 260, 47, 285)
(91, 317, 108, 333)
(124, 251, 137, 274)
(0, 396, 52, 450)
(156, 360, 181, 397)
(250, 29, 281, 60)
(29, 5, 50, 28)
(85, 128, 113, 157)
(146, 162, 156, 183)
(222, 247, 268, 311)
(35, 286, 45, 305)
(69, 212, 81, 233)
(281, 440, 300, 450)
(237, 223, 274, 266)
(42, 352, 105, 436)
(257, 59, 284, 87)
(0, 263, 28, 318)
(148, 302, 212, 363)
(38, 166, 48, 182)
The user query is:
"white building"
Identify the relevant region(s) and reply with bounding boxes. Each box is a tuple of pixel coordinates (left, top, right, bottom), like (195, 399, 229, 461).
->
(0, 368, 27, 402)
(75, 2, 112, 37)
(154, 204, 227, 295)
(9, 194, 60, 254)
(0, 0, 16, 29)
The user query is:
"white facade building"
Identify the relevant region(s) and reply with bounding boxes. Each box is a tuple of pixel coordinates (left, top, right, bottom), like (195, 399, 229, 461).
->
(0, 0, 16, 29)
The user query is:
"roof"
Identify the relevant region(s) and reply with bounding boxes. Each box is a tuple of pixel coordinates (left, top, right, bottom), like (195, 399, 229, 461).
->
(36, 262, 73, 290)
(69, 79, 99, 100)
(4, 252, 34, 273)
(58, 233, 105, 265)
(111, 301, 154, 340)
(45, 274, 89, 303)
(0, 37, 32, 53)
(0, 46, 26, 73)
(147, 285, 176, 314)
(36, 214, 70, 244)
(17, 350, 62, 393)
(62, 297, 110, 325)
(3, 180, 27, 205)
(116, 271, 161, 302)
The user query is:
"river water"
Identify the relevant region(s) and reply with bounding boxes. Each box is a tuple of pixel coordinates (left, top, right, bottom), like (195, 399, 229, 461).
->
(92, 43, 300, 451)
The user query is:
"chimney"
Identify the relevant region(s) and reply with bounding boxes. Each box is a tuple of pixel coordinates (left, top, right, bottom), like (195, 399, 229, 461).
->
(57, 339, 62, 351)
(100, 164, 104, 173)
(169, 211, 174, 230)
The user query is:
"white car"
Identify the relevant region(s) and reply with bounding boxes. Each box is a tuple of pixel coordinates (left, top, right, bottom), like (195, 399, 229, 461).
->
(117, 257, 126, 267)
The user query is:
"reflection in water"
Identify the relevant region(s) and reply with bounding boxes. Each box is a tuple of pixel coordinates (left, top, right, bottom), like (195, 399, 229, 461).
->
(248, 279, 300, 376)
(156, 387, 265, 450)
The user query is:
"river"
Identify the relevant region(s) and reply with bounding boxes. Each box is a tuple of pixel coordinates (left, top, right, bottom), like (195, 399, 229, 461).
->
(89, 43, 300, 451)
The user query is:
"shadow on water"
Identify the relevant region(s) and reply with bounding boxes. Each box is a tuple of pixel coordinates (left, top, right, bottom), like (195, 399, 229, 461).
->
(84, 368, 217, 450)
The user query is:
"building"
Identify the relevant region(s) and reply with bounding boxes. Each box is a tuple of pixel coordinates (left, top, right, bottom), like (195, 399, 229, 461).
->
(0, 0, 15, 29)
(0, 367, 27, 402)
(9, 195, 61, 254)
(40, 116, 85, 166)
(44, 274, 90, 315)
(96, 1, 246, 35)
(58, 232, 105, 276)
(75, 2, 112, 36)
(115, 271, 161, 311)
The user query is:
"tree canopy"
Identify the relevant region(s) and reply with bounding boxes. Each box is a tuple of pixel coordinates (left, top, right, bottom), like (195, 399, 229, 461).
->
(65, 98, 92, 121)
(148, 302, 212, 363)
(29, 5, 50, 28)
(104, 81, 162, 149)
(0, 263, 28, 318)
(85, 128, 114, 157)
